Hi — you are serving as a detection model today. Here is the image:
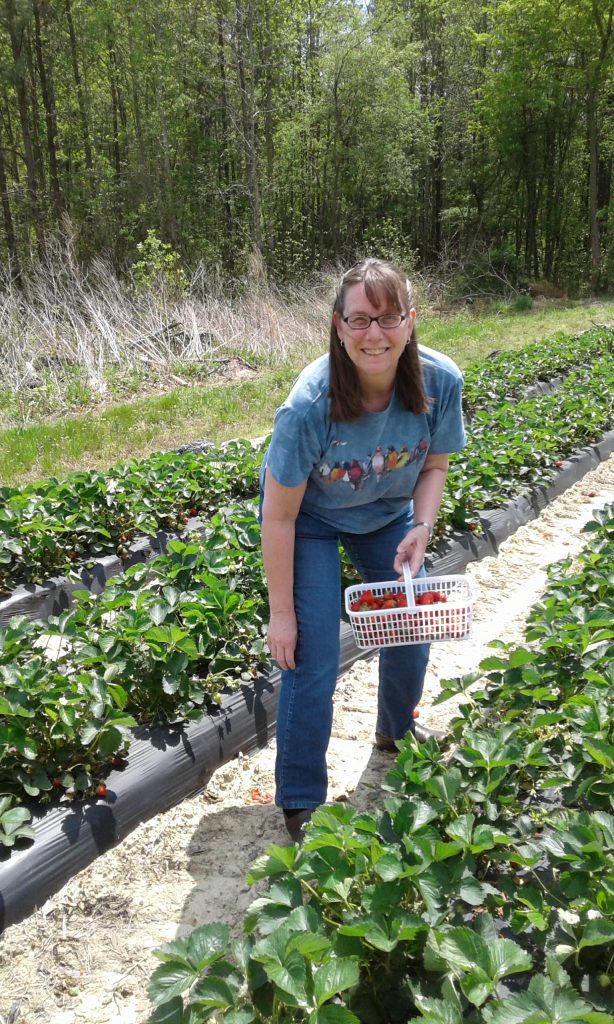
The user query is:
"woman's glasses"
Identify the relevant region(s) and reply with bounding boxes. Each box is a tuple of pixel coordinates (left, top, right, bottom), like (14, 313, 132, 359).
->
(342, 313, 407, 330)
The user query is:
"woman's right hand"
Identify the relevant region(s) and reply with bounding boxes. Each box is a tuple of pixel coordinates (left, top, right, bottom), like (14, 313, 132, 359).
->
(267, 609, 298, 670)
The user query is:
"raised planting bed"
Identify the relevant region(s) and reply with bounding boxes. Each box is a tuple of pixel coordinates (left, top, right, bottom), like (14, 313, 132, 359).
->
(1, 439, 613, 934)
(145, 505, 614, 1024)
(0, 336, 613, 933)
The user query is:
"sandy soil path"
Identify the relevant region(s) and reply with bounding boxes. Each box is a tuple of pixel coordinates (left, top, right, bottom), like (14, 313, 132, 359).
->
(1, 456, 613, 1024)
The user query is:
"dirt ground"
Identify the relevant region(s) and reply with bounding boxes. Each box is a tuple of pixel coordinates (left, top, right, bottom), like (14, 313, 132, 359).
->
(1, 455, 613, 1024)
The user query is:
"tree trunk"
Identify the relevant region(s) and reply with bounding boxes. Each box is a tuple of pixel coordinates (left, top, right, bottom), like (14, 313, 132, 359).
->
(0, 128, 21, 282)
(216, 7, 235, 264)
(261, 4, 275, 261)
(32, 0, 64, 220)
(587, 85, 601, 292)
(234, 0, 262, 258)
(4, 0, 44, 252)
(64, 0, 93, 171)
(107, 26, 122, 183)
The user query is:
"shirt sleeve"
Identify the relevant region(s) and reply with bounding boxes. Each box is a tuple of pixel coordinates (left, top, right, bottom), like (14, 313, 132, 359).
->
(265, 403, 325, 487)
(428, 372, 467, 454)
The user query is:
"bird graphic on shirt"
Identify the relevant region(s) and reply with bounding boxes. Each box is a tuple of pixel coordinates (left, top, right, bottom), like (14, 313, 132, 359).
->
(371, 447, 385, 477)
(396, 446, 410, 468)
(386, 447, 399, 472)
(348, 458, 364, 489)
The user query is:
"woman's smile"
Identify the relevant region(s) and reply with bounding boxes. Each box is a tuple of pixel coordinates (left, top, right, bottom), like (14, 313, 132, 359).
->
(333, 282, 415, 390)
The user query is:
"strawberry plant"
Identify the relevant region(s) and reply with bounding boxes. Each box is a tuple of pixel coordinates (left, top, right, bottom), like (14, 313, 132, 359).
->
(0, 796, 35, 848)
(147, 506, 614, 1022)
(462, 326, 614, 416)
(0, 501, 269, 811)
(0, 437, 266, 593)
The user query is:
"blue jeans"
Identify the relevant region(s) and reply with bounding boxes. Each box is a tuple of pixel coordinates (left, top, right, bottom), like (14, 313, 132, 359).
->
(275, 508, 429, 810)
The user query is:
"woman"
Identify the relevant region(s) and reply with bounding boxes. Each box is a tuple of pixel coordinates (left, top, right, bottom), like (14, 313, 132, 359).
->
(260, 258, 466, 842)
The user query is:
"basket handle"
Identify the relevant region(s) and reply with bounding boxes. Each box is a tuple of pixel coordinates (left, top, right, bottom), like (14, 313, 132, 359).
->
(402, 562, 418, 610)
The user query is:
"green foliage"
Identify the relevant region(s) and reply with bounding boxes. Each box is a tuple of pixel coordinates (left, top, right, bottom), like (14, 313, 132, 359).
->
(2, 0, 611, 289)
(145, 506, 614, 1021)
(131, 231, 188, 299)
(0, 436, 266, 592)
(0, 520, 268, 809)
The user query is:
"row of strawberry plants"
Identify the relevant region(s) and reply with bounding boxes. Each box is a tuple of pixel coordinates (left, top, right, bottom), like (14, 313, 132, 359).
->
(0, 438, 263, 593)
(146, 505, 614, 1024)
(1, 329, 611, 595)
(0, 501, 267, 846)
(2, 348, 613, 829)
(461, 325, 613, 414)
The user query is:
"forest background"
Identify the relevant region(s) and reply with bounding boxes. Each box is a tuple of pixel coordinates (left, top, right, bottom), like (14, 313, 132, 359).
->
(2, 0, 613, 293)
(1, 0, 614, 483)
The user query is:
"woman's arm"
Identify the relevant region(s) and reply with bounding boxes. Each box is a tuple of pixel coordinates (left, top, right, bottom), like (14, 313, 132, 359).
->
(261, 467, 308, 670)
(393, 453, 449, 576)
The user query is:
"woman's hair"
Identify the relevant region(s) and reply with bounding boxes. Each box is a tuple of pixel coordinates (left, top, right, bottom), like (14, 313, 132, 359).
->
(328, 257, 428, 422)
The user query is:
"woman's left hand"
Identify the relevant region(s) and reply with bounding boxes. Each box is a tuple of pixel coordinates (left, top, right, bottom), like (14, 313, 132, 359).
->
(393, 527, 429, 577)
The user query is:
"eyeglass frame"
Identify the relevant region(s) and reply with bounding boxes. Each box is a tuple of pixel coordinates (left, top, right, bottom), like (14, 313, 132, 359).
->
(341, 313, 408, 330)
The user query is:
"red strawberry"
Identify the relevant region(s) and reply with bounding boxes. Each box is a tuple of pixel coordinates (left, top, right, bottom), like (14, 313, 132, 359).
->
(96, 784, 109, 798)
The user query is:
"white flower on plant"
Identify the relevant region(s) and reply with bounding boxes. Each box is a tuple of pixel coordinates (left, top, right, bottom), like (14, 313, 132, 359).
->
(558, 909, 580, 925)
(586, 909, 602, 920)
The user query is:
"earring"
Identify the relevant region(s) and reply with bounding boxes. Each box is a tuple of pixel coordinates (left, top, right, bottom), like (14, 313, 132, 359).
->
(339, 339, 345, 348)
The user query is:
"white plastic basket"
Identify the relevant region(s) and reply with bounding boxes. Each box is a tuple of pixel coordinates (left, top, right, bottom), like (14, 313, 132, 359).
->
(345, 563, 475, 649)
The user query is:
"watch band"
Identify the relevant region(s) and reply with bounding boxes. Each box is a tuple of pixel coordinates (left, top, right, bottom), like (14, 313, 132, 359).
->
(414, 520, 433, 541)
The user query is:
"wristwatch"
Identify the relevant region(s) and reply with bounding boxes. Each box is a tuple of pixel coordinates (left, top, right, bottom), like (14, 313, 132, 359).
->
(414, 521, 434, 541)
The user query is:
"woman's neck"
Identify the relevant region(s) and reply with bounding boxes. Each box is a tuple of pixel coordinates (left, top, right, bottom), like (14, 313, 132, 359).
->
(360, 383, 394, 413)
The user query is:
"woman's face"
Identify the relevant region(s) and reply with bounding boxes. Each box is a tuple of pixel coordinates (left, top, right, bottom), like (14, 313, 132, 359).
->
(333, 282, 416, 390)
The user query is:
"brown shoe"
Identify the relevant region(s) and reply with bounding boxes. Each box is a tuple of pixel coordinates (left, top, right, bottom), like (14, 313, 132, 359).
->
(374, 732, 400, 752)
(283, 808, 313, 844)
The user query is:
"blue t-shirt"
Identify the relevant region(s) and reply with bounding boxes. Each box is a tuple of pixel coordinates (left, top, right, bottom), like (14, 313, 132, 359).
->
(262, 345, 466, 533)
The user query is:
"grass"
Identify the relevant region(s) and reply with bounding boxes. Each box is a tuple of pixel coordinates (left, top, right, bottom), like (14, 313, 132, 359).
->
(2, 296, 614, 488)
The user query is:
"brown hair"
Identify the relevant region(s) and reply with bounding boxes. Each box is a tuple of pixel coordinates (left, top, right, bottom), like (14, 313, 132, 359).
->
(328, 258, 428, 421)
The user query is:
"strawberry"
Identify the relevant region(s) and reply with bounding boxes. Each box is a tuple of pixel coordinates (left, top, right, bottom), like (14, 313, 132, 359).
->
(190, 507, 199, 516)
(95, 784, 109, 798)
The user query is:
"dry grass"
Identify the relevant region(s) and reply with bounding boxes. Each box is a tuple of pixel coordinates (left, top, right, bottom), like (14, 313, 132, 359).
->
(0, 240, 337, 424)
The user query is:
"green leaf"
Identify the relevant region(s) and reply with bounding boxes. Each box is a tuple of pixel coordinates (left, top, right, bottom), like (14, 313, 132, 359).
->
(313, 959, 360, 1007)
(460, 965, 493, 1007)
(310, 1006, 360, 1024)
(148, 963, 197, 1008)
(264, 950, 309, 1005)
(578, 917, 614, 949)
(446, 813, 475, 845)
(148, 995, 184, 1023)
(190, 976, 235, 1010)
(488, 936, 532, 978)
(374, 853, 404, 881)
(287, 933, 331, 962)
